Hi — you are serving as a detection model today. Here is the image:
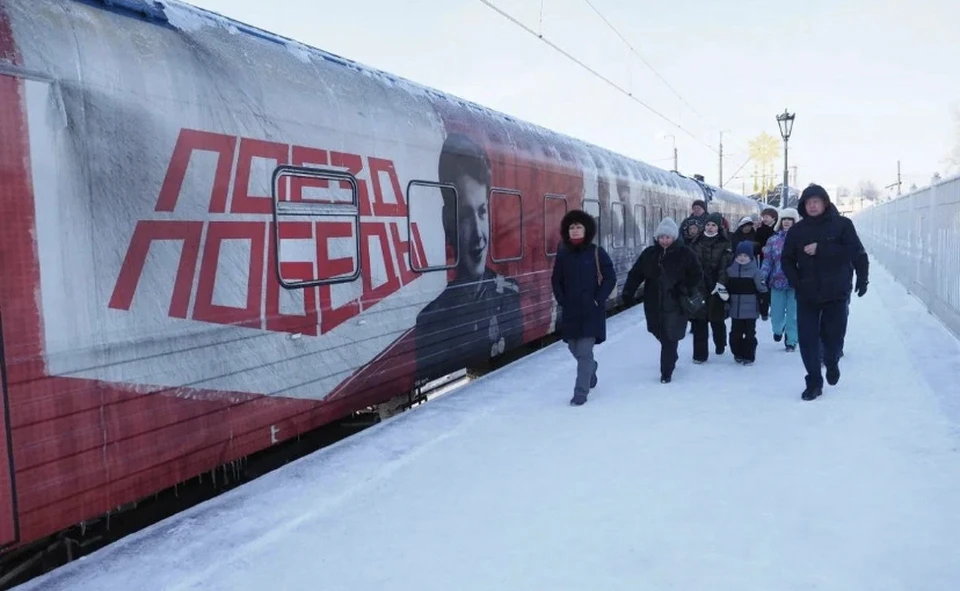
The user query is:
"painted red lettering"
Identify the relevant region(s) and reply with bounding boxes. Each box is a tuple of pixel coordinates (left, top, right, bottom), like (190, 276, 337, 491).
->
(368, 157, 406, 217)
(109, 220, 203, 318)
(317, 221, 360, 334)
(330, 152, 371, 216)
(156, 129, 236, 213)
(290, 145, 330, 203)
(231, 138, 289, 214)
(116, 127, 429, 337)
(389, 221, 419, 286)
(360, 221, 401, 309)
(192, 221, 266, 329)
(265, 221, 319, 336)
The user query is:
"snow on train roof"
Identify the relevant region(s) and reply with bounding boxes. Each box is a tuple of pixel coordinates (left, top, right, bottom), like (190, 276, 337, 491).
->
(156, 0, 744, 203)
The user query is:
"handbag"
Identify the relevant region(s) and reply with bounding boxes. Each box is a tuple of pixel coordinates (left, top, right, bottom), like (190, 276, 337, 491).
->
(679, 288, 705, 317)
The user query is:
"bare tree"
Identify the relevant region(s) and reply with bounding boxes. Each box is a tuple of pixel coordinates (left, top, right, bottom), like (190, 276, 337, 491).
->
(858, 180, 880, 201)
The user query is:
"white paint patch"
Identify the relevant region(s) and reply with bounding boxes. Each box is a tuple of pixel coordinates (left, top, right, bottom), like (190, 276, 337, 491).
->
(211, 238, 252, 309)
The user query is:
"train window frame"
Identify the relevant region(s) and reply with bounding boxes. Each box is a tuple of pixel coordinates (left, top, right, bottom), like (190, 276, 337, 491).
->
(405, 179, 461, 273)
(270, 165, 362, 289)
(543, 193, 567, 258)
(489, 187, 524, 263)
(610, 201, 626, 248)
(583, 198, 601, 244)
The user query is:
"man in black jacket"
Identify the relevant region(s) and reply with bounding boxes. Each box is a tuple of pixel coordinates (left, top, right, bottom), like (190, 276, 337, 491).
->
(781, 184, 864, 401)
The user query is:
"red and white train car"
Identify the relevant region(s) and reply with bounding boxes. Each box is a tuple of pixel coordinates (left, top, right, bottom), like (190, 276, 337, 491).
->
(0, 0, 759, 556)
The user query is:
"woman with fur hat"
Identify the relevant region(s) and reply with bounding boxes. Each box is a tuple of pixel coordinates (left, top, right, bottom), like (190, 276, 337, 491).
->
(760, 208, 799, 350)
(621, 217, 703, 383)
(551, 209, 617, 406)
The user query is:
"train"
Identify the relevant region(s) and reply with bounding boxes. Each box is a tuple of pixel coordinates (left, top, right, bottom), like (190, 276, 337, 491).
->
(0, 0, 761, 569)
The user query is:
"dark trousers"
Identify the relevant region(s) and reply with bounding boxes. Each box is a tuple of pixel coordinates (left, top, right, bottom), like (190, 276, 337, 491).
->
(819, 293, 852, 360)
(799, 299, 849, 388)
(729, 318, 758, 362)
(656, 336, 679, 378)
(691, 318, 726, 361)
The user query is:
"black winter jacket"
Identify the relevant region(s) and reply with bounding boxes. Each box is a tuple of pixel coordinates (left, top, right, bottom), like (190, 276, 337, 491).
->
(622, 242, 703, 342)
(781, 204, 864, 304)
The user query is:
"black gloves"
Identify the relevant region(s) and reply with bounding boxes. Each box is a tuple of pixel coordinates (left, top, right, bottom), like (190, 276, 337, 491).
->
(856, 281, 868, 297)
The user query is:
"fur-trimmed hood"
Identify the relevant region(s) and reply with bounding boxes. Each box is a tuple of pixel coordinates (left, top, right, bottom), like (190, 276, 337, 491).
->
(735, 215, 756, 232)
(798, 184, 839, 218)
(560, 209, 597, 249)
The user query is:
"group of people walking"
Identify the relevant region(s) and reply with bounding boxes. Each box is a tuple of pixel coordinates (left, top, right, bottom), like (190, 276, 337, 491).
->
(551, 184, 868, 405)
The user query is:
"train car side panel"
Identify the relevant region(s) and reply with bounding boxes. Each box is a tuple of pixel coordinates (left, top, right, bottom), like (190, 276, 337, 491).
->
(0, 1, 32, 549)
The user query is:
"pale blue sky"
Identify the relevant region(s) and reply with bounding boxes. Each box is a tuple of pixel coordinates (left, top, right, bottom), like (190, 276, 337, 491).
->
(186, 0, 960, 195)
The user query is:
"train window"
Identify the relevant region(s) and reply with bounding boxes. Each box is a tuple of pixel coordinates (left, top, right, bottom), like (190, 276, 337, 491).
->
(611, 201, 626, 248)
(583, 198, 601, 243)
(271, 166, 361, 288)
(634, 204, 646, 246)
(490, 188, 523, 262)
(406, 180, 459, 272)
(544, 194, 567, 257)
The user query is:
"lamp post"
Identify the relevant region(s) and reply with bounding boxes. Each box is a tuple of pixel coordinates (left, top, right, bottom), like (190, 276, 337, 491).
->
(776, 109, 795, 207)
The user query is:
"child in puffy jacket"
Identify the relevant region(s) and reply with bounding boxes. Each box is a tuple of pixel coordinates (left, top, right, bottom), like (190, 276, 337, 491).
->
(760, 208, 799, 351)
(726, 240, 768, 364)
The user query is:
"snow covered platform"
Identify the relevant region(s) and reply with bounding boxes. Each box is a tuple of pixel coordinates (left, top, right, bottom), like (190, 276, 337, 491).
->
(17, 260, 960, 591)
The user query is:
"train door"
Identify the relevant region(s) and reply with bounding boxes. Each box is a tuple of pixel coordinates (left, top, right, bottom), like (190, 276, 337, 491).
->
(0, 311, 17, 548)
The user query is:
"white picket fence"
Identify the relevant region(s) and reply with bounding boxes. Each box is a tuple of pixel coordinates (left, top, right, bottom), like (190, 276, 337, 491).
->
(851, 175, 960, 339)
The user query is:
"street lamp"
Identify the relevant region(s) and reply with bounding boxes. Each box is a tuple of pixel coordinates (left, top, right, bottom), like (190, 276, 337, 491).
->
(776, 108, 795, 207)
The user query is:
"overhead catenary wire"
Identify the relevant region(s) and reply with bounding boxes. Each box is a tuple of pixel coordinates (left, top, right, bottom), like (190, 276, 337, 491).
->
(724, 155, 753, 188)
(475, 0, 719, 155)
(580, 0, 713, 129)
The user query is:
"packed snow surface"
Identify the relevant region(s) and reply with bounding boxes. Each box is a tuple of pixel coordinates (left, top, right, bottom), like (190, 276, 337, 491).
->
(17, 259, 960, 590)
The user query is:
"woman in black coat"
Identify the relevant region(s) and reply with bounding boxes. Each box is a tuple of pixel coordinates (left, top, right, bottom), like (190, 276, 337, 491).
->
(621, 217, 703, 383)
(688, 212, 733, 362)
(551, 209, 617, 405)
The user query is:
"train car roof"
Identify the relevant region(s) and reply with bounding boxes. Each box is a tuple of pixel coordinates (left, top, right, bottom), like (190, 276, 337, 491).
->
(64, 0, 753, 204)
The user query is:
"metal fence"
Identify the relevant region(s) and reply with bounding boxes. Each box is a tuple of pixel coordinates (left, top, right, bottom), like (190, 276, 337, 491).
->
(851, 175, 960, 340)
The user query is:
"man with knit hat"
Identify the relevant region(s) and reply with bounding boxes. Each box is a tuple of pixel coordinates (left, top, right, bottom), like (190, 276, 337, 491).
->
(679, 199, 709, 242)
(781, 183, 864, 401)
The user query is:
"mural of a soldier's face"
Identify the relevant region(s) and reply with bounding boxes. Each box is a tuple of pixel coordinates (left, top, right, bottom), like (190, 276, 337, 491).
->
(455, 175, 489, 280)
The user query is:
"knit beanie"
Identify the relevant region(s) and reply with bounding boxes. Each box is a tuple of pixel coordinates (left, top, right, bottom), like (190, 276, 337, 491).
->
(655, 217, 679, 239)
(735, 240, 755, 259)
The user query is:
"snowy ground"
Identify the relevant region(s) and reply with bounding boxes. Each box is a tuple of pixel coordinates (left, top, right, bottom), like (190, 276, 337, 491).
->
(18, 259, 960, 591)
